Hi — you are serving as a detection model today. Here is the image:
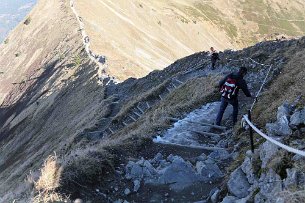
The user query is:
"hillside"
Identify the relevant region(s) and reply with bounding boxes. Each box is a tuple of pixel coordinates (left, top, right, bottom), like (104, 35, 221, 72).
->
(0, 0, 36, 42)
(74, 0, 305, 80)
(0, 0, 305, 202)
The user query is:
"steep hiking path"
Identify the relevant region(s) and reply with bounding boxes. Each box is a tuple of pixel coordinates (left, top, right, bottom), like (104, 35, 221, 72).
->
(69, 0, 116, 85)
(77, 46, 287, 202)
(117, 102, 234, 203)
(112, 58, 277, 202)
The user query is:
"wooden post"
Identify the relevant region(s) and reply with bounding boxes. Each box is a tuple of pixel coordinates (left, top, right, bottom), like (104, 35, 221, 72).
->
(248, 110, 255, 153)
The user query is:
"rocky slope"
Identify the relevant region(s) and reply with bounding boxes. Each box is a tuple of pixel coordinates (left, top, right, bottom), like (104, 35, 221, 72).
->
(74, 0, 305, 80)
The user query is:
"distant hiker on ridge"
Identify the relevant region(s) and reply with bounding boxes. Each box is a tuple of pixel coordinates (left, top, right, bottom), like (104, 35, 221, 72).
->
(215, 67, 252, 126)
(210, 47, 220, 70)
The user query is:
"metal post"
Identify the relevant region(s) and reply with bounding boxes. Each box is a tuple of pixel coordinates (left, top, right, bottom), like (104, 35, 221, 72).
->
(248, 110, 255, 153)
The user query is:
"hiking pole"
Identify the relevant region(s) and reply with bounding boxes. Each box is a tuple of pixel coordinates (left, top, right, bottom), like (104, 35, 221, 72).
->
(248, 110, 255, 153)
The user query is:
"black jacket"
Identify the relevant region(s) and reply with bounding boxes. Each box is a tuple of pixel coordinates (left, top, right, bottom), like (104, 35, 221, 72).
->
(211, 52, 220, 61)
(219, 72, 251, 99)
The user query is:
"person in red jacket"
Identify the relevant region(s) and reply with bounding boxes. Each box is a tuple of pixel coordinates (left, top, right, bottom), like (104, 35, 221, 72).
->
(215, 67, 252, 126)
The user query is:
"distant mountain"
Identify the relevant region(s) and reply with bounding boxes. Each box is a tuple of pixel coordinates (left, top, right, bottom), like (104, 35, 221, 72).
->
(74, 0, 305, 80)
(0, 0, 36, 42)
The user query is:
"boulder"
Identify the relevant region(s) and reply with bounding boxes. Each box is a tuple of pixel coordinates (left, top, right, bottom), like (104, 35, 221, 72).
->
(266, 103, 293, 136)
(241, 156, 257, 184)
(124, 188, 131, 196)
(277, 103, 292, 120)
(208, 149, 230, 161)
(157, 156, 201, 191)
(266, 116, 292, 136)
(210, 188, 220, 203)
(260, 141, 279, 168)
(227, 167, 250, 198)
(221, 196, 238, 203)
(125, 159, 158, 180)
(133, 180, 141, 192)
(290, 109, 305, 127)
(196, 161, 224, 181)
(257, 169, 283, 200)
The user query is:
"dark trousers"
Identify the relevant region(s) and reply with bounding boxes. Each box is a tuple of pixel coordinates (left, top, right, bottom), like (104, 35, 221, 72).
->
(211, 59, 217, 70)
(216, 97, 238, 126)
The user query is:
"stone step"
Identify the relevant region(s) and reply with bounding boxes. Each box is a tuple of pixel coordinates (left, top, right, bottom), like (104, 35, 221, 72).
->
(168, 117, 227, 131)
(147, 99, 160, 108)
(132, 110, 142, 118)
(122, 116, 134, 125)
(136, 105, 144, 114)
(137, 101, 149, 112)
(159, 141, 225, 151)
(167, 83, 176, 91)
(174, 79, 184, 85)
(191, 130, 221, 137)
(129, 114, 137, 122)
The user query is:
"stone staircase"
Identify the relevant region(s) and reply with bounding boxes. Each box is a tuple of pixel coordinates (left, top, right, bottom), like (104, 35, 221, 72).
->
(85, 56, 210, 139)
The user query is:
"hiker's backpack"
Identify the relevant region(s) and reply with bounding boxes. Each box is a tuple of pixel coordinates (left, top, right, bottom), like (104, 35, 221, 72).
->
(220, 77, 238, 99)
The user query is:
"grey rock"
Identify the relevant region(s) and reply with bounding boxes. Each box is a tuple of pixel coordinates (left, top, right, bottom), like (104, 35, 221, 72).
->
(125, 159, 158, 180)
(258, 169, 283, 200)
(293, 154, 305, 161)
(221, 196, 238, 203)
(133, 180, 141, 192)
(210, 188, 220, 203)
(283, 168, 298, 189)
(167, 154, 175, 162)
(266, 116, 292, 136)
(196, 153, 208, 161)
(260, 141, 279, 168)
(150, 152, 163, 165)
(157, 156, 202, 191)
(196, 161, 224, 181)
(265, 103, 293, 136)
(217, 139, 229, 148)
(208, 149, 230, 161)
(277, 103, 291, 121)
(290, 109, 305, 127)
(227, 167, 250, 198)
(124, 188, 131, 196)
(241, 156, 257, 184)
(254, 193, 269, 203)
(74, 199, 83, 203)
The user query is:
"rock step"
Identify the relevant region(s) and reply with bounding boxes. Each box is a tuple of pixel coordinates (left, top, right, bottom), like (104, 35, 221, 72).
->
(166, 83, 176, 91)
(129, 114, 137, 122)
(173, 78, 184, 85)
(191, 130, 222, 138)
(136, 105, 145, 114)
(137, 101, 149, 112)
(147, 99, 160, 108)
(104, 128, 113, 136)
(108, 122, 124, 132)
(159, 90, 170, 100)
(132, 109, 142, 117)
(122, 116, 134, 125)
(168, 117, 227, 131)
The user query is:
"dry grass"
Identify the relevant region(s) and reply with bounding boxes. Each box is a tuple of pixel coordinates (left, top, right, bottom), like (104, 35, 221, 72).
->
(33, 155, 68, 203)
(253, 49, 305, 126)
(277, 190, 305, 203)
(113, 75, 221, 140)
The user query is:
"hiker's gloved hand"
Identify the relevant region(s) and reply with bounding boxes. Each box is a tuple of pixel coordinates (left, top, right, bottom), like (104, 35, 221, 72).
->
(241, 116, 249, 130)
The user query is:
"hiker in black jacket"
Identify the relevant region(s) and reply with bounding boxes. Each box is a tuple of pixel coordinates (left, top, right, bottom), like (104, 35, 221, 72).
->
(215, 67, 252, 126)
(210, 47, 220, 70)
